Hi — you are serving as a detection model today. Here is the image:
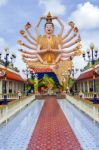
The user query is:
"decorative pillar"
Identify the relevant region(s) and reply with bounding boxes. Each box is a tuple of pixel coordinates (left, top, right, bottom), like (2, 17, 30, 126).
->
(80, 82, 82, 92)
(34, 77, 38, 94)
(83, 81, 85, 92)
(0, 80, 2, 98)
(21, 82, 22, 92)
(7, 81, 9, 94)
(15, 82, 17, 92)
(21, 82, 24, 92)
(19, 82, 21, 91)
(62, 77, 66, 91)
(14, 81, 16, 93)
(87, 80, 90, 92)
(12, 81, 14, 94)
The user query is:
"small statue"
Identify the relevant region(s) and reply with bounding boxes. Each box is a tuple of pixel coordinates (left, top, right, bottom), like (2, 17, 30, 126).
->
(18, 12, 82, 65)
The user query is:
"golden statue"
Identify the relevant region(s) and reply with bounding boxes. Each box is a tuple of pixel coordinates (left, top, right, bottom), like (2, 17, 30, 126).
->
(18, 12, 82, 65)
(18, 12, 82, 84)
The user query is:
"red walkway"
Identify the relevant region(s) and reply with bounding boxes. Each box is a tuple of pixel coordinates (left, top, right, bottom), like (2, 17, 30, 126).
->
(27, 96, 82, 150)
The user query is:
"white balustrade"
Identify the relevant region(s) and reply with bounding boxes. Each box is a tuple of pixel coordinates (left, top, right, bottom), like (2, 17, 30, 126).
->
(83, 92, 99, 99)
(66, 94, 99, 123)
(0, 95, 35, 125)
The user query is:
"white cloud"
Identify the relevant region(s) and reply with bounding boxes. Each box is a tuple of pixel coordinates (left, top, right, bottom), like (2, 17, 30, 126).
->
(68, 2, 99, 75)
(0, 37, 9, 50)
(39, 0, 66, 16)
(70, 2, 99, 29)
(0, 0, 7, 7)
(81, 30, 99, 51)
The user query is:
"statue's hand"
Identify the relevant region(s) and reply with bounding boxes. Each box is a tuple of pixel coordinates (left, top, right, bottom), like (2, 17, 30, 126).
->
(40, 17, 46, 20)
(74, 27, 79, 33)
(18, 49, 23, 52)
(52, 16, 58, 20)
(77, 36, 81, 43)
(25, 22, 31, 30)
(69, 21, 75, 28)
(22, 53, 26, 57)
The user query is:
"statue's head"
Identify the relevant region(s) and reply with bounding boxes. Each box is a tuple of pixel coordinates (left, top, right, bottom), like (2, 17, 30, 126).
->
(44, 22, 54, 35)
(44, 12, 54, 35)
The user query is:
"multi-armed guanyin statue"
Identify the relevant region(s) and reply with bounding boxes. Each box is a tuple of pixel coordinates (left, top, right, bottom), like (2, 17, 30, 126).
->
(18, 12, 82, 66)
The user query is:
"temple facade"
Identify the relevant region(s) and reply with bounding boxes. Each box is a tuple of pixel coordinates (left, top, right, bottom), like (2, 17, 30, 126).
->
(0, 64, 25, 98)
(74, 66, 99, 93)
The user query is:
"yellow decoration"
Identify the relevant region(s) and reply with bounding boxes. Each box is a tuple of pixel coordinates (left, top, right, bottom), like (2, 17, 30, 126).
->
(37, 35, 62, 63)
(37, 35, 62, 49)
(78, 42, 82, 49)
(47, 53, 52, 64)
(18, 12, 82, 86)
(75, 49, 82, 56)
(20, 30, 26, 37)
(17, 40, 23, 45)
(47, 12, 52, 18)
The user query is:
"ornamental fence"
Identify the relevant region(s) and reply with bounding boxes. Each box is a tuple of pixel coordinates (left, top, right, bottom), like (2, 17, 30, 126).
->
(83, 92, 99, 99)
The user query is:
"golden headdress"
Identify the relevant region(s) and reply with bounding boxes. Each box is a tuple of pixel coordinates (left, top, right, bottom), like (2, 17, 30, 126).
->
(46, 12, 52, 23)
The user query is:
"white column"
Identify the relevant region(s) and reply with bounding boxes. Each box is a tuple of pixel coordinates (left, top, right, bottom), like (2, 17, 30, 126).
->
(17, 82, 19, 91)
(80, 82, 82, 92)
(12, 81, 14, 94)
(21, 83, 23, 92)
(87, 80, 90, 92)
(19, 82, 21, 91)
(0, 80, 2, 98)
(6, 81, 9, 94)
(15, 82, 17, 93)
(83, 81, 86, 92)
(14, 81, 16, 93)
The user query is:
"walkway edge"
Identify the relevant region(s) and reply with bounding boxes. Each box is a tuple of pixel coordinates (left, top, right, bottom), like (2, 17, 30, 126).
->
(0, 95, 35, 125)
(66, 94, 99, 123)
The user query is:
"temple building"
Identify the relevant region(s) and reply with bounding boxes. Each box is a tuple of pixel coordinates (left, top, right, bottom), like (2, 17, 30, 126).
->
(0, 4, 99, 149)
(0, 64, 25, 98)
(73, 64, 99, 95)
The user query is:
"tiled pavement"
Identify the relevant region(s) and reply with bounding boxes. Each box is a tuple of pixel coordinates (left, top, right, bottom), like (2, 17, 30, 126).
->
(0, 100, 44, 150)
(0, 98, 99, 150)
(27, 96, 82, 150)
(59, 100, 99, 150)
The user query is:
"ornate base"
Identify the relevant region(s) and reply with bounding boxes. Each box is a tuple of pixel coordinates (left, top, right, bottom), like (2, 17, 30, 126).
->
(35, 94, 66, 100)
(28, 60, 72, 85)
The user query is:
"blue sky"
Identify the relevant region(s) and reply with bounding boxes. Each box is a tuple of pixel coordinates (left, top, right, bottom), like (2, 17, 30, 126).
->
(0, 0, 99, 75)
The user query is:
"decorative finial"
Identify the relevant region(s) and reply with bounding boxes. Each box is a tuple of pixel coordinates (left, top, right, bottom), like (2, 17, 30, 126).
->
(46, 11, 52, 23)
(47, 12, 52, 18)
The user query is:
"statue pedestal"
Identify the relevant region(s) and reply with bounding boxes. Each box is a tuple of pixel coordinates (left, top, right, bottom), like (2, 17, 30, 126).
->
(35, 94, 66, 100)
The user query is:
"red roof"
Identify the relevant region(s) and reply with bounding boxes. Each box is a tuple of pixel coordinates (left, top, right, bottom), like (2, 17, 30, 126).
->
(78, 69, 99, 80)
(30, 67, 53, 73)
(0, 68, 25, 82)
(7, 71, 25, 82)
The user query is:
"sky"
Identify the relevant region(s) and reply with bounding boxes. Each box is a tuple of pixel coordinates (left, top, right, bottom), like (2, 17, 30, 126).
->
(0, 0, 99, 77)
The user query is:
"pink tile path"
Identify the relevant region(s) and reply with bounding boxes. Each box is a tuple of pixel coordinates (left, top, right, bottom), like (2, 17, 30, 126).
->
(27, 96, 82, 150)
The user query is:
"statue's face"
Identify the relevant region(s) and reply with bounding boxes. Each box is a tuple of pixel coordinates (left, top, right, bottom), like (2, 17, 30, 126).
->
(45, 24, 54, 34)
